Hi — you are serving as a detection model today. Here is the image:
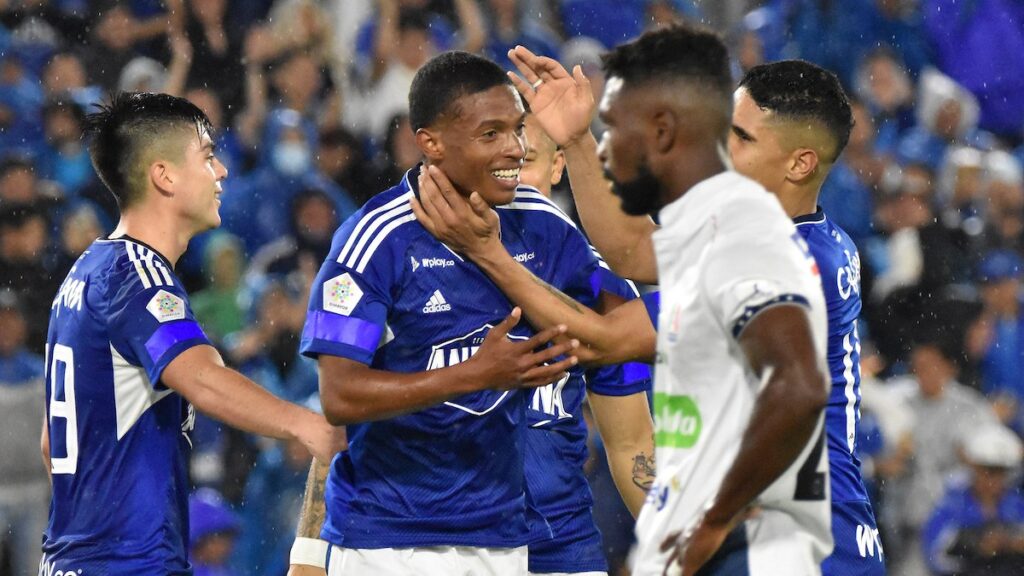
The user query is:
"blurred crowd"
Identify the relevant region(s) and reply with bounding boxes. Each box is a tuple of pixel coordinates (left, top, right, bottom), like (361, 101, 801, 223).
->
(1, 0, 1023, 574)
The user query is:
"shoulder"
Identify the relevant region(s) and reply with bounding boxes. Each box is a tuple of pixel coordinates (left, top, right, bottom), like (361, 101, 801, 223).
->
(496, 186, 581, 231)
(93, 238, 186, 310)
(331, 178, 421, 274)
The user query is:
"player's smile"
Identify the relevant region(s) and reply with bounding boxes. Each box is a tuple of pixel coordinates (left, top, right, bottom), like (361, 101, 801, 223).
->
(489, 164, 522, 189)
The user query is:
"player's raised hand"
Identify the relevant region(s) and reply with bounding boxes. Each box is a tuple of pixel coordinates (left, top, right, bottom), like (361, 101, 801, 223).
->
(470, 308, 579, 390)
(507, 45, 595, 147)
(294, 414, 345, 464)
(410, 165, 501, 259)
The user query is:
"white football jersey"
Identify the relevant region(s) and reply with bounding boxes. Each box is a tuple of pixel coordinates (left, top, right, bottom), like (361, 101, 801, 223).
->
(632, 171, 832, 576)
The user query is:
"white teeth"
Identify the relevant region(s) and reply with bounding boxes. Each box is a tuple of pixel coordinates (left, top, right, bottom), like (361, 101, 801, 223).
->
(491, 168, 520, 180)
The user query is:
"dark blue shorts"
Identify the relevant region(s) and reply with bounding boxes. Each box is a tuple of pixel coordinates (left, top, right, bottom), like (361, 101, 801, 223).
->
(821, 500, 886, 576)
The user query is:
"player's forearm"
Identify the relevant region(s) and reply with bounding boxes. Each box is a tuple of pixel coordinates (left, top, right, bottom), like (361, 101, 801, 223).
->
(703, 362, 827, 529)
(590, 392, 655, 518)
(41, 416, 51, 480)
(562, 135, 659, 284)
(296, 458, 332, 539)
(318, 358, 491, 425)
(168, 349, 316, 442)
(469, 246, 622, 363)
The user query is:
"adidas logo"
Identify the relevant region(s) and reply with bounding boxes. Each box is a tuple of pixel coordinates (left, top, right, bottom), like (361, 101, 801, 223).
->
(423, 290, 452, 313)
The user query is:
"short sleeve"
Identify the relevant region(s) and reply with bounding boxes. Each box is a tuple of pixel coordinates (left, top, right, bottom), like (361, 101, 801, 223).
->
(585, 265, 651, 396)
(107, 277, 211, 388)
(300, 240, 394, 365)
(701, 203, 817, 339)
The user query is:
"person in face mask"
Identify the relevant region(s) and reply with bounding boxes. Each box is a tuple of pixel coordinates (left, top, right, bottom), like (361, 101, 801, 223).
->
(218, 110, 358, 255)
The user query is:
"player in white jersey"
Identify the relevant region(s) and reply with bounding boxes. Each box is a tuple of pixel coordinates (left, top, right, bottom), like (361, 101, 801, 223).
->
(411, 25, 832, 576)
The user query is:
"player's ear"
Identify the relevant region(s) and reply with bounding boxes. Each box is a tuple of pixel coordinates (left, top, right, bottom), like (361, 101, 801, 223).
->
(416, 128, 444, 163)
(149, 160, 175, 197)
(787, 148, 819, 183)
(550, 150, 565, 187)
(652, 109, 678, 156)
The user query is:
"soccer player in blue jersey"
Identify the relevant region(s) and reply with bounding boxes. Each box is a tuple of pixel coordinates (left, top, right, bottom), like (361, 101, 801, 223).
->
(516, 114, 656, 576)
(287, 109, 655, 576)
(286, 51, 600, 576)
(415, 46, 883, 575)
(40, 92, 344, 576)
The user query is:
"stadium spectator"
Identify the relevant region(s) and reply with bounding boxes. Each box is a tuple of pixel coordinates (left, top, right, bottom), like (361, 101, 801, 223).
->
(177, 0, 246, 114)
(188, 488, 242, 576)
(966, 251, 1024, 434)
(191, 232, 247, 346)
(219, 109, 356, 255)
(882, 337, 999, 573)
(0, 203, 60, 351)
(921, 0, 1024, 140)
(50, 200, 106, 281)
(853, 48, 917, 153)
(0, 289, 47, 576)
(315, 127, 377, 206)
(35, 98, 94, 199)
(980, 151, 1024, 253)
(245, 188, 340, 285)
(922, 423, 1024, 576)
(481, 0, 560, 71)
(897, 69, 993, 173)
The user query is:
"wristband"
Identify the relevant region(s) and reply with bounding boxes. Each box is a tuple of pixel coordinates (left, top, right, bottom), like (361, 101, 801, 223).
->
(290, 537, 329, 568)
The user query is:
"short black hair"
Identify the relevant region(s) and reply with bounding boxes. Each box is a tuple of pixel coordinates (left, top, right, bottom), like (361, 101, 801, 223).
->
(408, 51, 512, 131)
(601, 23, 733, 99)
(739, 60, 854, 162)
(83, 92, 213, 209)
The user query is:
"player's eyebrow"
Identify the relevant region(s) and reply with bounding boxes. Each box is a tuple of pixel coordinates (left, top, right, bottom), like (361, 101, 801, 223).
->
(201, 141, 217, 153)
(731, 124, 756, 142)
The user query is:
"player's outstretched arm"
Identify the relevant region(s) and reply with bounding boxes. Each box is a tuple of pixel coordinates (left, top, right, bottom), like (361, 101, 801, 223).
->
(410, 166, 656, 365)
(162, 345, 344, 463)
(661, 305, 828, 576)
(590, 391, 655, 517)
(507, 46, 659, 283)
(318, 308, 579, 425)
(287, 458, 332, 576)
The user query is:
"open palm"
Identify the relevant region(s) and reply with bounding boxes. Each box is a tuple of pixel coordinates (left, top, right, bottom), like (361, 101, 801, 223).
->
(507, 46, 596, 147)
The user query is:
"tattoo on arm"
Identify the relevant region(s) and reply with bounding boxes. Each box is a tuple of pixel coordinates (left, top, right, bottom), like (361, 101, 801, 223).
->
(632, 450, 657, 491)
(295, 458, 331, 538)
(531, 275, 585, 315)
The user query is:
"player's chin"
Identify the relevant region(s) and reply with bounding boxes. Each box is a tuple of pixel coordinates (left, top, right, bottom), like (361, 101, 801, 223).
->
(482, 177, 518, 206)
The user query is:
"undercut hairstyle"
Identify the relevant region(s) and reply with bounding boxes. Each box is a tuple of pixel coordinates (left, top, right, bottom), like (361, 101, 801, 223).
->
(739, 61, 854, 162)
(601, 23, 733, 102)
(408, 51, 512, 131)
(83, 91, 213, 208)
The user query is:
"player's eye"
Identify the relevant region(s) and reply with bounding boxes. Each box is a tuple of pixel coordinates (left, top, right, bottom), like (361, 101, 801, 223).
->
(483, 130, 497, 139)
(515, 123, 526, 136)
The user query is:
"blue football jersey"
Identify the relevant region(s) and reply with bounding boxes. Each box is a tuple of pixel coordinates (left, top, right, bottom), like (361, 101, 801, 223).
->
(42, 236, 211, 575)
(522, 219, 652, 574)
(300, 168, 605, 549)
(793, 209, 870, 505)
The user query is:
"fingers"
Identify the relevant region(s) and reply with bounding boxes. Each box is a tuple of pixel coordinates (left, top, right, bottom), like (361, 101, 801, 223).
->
(507, 70, 536, 103)
(508, 46, 541, 85)
(468, 192, 498, 227)
(425, 165, 468, 209)
(520, 323, 568, 351)
(418, 170, 461, 228)
(572, 64, 592, 92)
(660, 531, 680, 553)
(524, 337, 579, 368)
(409, 197, 439, 237)
(519, 360, 572, 388)
(490, 307, 522, 340)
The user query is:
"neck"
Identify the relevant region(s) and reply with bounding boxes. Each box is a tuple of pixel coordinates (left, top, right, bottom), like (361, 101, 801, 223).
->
(776, 183, 821, 219)
(661, 144, 728, 205)
(111, 206, 193, 266)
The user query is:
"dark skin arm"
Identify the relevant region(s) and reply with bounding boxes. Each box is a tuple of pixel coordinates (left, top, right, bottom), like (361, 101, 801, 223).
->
(409, 165, 657, 366)
(660, 305, 829, 576)
(318, 308, 579, 425)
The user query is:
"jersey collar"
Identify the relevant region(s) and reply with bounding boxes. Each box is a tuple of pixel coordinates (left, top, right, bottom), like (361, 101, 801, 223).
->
(792, 207, 826, 226)
(107, 233, 175, 270)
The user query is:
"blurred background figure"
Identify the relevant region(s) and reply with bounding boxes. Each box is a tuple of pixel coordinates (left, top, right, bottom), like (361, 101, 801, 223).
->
(188, 488, 242, 576)
(922, 424, 1024, 576)
(0, 290, 47, 576)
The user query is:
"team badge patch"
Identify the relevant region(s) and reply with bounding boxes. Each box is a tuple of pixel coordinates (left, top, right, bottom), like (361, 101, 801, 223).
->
(323, 273, 363, 316)
(146, 289, 186, 322)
